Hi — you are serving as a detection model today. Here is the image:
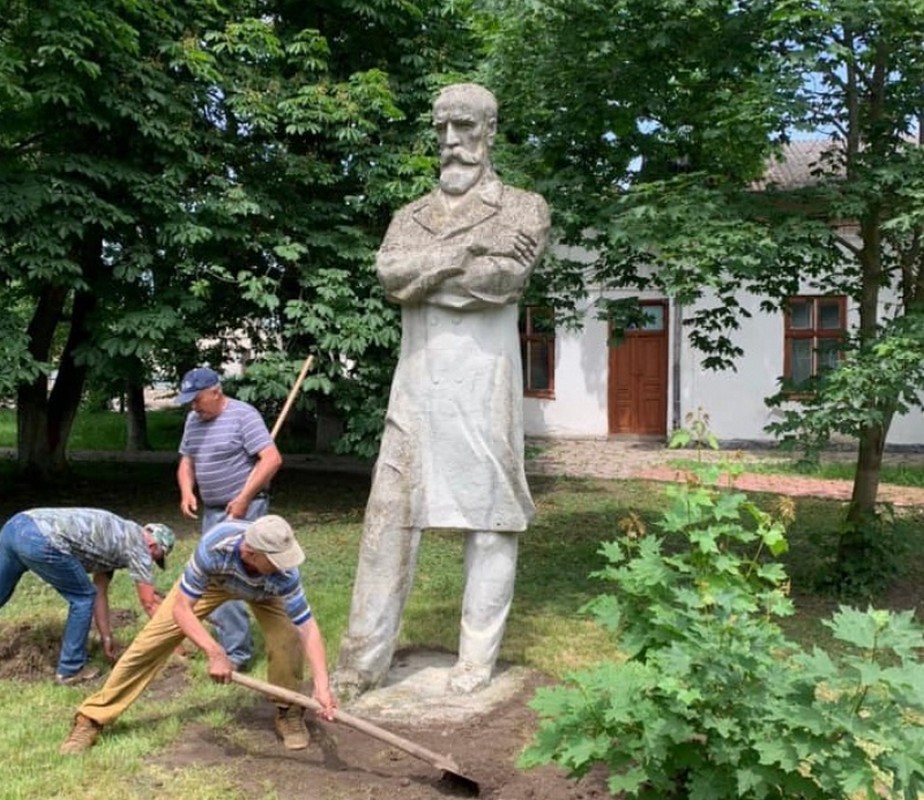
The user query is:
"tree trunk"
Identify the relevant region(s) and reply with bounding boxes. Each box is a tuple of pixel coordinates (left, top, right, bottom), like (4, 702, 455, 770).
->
(16, 285, 69, 480)
(44, 289, 98, 472)
(16, 234, 102, 480)
(848, 425, 884, 519)
(125, 378, 151, 451)
(833, 158, 887, 576)
(837, 417, 889, 571)
(16, 380, 53, 480)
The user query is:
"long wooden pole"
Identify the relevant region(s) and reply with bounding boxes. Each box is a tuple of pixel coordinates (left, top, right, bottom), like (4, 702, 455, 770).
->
(270, 354, 315, 440)
(229, 671, 479, 793)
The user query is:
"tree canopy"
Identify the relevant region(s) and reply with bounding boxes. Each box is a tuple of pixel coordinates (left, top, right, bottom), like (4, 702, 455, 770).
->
(483, 0, 924, 576)
(0, 0, 483, 473)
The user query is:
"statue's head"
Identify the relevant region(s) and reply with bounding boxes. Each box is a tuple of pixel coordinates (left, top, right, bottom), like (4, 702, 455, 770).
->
(433, 83, 498, 196)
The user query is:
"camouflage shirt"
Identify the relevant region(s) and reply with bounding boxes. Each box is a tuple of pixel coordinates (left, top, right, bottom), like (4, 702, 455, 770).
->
(23, 508, 155, 585)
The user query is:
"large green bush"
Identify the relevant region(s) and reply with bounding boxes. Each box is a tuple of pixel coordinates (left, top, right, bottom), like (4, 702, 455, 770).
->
(520, 462, 924, 798)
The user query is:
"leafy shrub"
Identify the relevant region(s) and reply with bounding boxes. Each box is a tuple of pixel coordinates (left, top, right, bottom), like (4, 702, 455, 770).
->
(519, 461, 924, 798)
(827, 506, 905, 600)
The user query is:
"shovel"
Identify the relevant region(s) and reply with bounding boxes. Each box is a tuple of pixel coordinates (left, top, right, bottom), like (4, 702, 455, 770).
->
(270, 354, 316, 439)
(230, 671, 480, 796)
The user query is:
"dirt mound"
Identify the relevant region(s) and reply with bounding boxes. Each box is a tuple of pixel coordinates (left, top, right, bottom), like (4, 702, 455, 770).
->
(0, 622, 61, 681)
(0, 608, 140, 682)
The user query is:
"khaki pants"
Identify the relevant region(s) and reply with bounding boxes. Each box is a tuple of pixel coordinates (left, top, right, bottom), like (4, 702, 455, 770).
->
(78, 583, 303, 726)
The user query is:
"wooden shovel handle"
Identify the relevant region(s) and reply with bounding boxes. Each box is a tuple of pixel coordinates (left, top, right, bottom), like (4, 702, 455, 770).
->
(270, 354, 315, 440)
(229, 671, 463, 774)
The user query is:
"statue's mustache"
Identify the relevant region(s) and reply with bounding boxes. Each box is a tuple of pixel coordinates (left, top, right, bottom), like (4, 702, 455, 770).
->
(440, 148, 481, 167)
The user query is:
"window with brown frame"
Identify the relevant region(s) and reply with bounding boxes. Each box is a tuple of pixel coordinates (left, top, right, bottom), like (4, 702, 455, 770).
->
(783, 295, 847, 390)
(520, 306, 555, 398)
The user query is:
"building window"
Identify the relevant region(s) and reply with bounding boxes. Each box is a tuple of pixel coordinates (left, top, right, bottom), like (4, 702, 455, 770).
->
(783, 295, 846, 389)
(520, 306, 555, 398)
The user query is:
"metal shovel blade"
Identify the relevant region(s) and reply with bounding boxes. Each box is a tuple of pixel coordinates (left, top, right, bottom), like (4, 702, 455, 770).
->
(230, 671, 480, 796)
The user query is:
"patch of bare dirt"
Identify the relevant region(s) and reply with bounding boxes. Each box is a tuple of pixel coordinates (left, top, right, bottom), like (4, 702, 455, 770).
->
(0, 608, 139, 682)
(0, 622, 62, 681)
(149, 666, 609, 800)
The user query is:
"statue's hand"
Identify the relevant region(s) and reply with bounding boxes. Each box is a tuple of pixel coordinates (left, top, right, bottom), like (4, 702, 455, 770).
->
(505, 230, 540, 266)
(468, 229, 539, 267)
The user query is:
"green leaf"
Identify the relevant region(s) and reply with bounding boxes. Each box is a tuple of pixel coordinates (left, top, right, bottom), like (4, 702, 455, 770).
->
(754, 737, 801, 771)
(607, 767, 648, 795)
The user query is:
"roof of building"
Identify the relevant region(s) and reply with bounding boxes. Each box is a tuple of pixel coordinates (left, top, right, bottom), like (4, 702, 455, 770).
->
(751, 139, 844, 191)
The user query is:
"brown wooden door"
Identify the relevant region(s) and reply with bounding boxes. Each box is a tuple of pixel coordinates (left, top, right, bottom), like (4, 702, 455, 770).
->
(608, 301, 668, 436)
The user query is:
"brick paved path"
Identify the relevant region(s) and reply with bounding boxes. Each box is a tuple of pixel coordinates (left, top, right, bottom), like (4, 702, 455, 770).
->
(525, 438, 924, 508)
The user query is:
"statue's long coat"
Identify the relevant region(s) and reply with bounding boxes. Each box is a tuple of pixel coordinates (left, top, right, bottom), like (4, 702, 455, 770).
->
(370, 177, 550, 532)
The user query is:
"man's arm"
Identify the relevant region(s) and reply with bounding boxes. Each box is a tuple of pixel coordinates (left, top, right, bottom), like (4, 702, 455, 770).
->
(177, 455, 198, 519)
(225, 443, 282, 520)
(296, 617, 336, 719)
(377, 243, 469, 304)
(134, 581, 160, 618)
(172, 590, 234, 682)
(91, 572, 117, 663)
(375, 207, 471, 304)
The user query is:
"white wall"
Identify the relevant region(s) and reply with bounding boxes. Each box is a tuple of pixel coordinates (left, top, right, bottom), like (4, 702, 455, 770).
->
(523, 309, 610, 437)
(524, 288, 670, 438)
(677, 293, 784, 441)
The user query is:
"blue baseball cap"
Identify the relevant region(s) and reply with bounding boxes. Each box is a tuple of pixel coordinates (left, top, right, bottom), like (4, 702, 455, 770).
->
(176, 367, 220, 405)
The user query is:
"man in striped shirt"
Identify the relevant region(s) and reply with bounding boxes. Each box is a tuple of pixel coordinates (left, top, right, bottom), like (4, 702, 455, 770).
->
(0, 508, 174, 684)
(176, 366, 283, 671)
(60, 514, 335, 755)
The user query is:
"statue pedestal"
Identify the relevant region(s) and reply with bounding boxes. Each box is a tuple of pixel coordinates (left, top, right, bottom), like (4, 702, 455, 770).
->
(343, 648, 531, 726)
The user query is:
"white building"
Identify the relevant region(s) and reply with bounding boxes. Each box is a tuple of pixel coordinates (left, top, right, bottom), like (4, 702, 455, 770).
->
(522, 142, 924, 447)
(523, 291, 924, 446)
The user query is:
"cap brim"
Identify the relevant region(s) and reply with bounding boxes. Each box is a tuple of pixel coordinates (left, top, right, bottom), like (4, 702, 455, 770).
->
(265, 546, 305, 571)
(175, 390, 199, 405)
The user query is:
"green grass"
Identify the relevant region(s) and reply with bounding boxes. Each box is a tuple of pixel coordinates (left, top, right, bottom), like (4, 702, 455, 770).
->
(761, 458, 924, 488)
(0, 407, 316, 454)
(0, 458, 922, 797)
(4, 408, 921, 489)
(668, 452, 924, 488)
(0, 407, 186, 452)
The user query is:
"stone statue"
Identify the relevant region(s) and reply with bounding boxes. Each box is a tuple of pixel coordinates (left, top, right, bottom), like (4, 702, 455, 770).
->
(334, 83, 550, 697)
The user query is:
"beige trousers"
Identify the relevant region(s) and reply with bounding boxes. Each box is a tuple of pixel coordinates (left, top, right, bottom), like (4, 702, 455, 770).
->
(78, 583, 303, 726)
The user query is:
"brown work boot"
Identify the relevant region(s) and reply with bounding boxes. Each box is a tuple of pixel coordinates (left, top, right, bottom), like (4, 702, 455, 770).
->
(60, 713, 103, 755)
(274, 705, 309, 750)
(55, 665, 101, 686)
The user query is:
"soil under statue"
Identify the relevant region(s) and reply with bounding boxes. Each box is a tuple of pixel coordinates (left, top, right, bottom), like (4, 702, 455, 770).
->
(333, 83, 551, 698)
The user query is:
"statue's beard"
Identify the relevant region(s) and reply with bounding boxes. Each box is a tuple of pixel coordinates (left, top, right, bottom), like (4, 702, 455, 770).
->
(439, 161, 483, 195)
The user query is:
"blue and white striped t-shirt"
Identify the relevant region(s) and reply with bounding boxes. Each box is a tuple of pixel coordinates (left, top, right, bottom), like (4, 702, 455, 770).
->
(179, 521, 311, 626)
(179, 399, 274, 507)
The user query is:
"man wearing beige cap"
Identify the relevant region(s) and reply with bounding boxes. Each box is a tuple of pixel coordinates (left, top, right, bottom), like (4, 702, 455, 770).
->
(60, 515, 336, 754)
